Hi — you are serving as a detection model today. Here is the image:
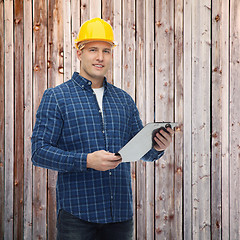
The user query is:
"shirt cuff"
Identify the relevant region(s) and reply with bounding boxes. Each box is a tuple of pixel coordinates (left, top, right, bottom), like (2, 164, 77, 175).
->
(74, 153, 88, 171)
(149, 148, 164, 159)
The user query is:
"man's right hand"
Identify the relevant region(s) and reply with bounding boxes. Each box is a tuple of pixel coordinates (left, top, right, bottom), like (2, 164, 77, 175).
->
(87, 150, 122, 171)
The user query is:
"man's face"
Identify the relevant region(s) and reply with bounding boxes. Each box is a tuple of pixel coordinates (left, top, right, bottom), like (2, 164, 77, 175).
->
(77, 41, 112, 85)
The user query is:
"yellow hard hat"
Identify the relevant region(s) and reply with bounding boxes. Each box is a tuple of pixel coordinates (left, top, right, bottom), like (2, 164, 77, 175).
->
(75, 18, 116, 49)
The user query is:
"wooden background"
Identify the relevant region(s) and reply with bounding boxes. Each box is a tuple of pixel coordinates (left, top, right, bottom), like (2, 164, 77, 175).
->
(0, 0, 239, 239)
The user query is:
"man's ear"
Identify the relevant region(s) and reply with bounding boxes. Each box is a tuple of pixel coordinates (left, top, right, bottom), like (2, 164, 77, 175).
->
(76, 49, 82, 61)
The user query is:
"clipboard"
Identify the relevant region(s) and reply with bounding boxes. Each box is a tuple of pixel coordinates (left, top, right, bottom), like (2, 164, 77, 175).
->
(116, 122, 179, 162)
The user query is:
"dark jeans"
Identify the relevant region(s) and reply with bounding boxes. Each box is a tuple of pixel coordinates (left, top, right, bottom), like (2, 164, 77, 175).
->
(57, 209, 133, 240)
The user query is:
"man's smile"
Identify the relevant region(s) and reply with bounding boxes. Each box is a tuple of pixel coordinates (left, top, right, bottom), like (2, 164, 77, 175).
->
(93, 64, 104, 69)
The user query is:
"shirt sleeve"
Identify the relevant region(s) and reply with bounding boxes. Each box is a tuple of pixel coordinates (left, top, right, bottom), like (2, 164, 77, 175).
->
(31, 89, 88, 172)
(128, 96, 164, 162)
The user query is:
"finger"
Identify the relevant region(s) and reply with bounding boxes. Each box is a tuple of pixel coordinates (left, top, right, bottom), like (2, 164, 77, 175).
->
(156, 132, 172, 147)
(109, 157, 122, 162)
(107, 159, 122, 170)
(166, 128, 174, 135)
(154, 136, 165, 148)
(109, 159, 122, 165)
(104, 153, 122, 161)
(157, 131, 171, 143)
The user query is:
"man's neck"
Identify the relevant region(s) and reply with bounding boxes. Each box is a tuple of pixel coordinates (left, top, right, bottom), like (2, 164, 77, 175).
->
(79, 73, 104, 88)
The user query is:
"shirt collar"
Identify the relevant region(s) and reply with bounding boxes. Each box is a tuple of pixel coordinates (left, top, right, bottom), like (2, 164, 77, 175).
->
(72, 72, 108, 91)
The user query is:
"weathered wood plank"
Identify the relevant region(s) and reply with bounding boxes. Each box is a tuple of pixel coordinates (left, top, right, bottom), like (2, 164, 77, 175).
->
(0, 0, 5, 238)
(145, 0, 155, 238)
(136, 0, 147, 238)
(219, 1, 230, 239)
(229, 0, 240, 239)
(89, 0, 101, 19)
(174, 0, 184, 239)
(155, 0, 175, 239)
(122, 0, 136, 238)
(63, 0, 72, 82)
(48, 0, 64, 88)
(191, 0, 211, 239)
(33, 0, 48, 238)
(102, 0, 113, 84)
(23, 0, 33, 239)
(81, 0, 90, 24)
(71, 0, 80, 73)
(14, 1, 24, 239)
(212, 0, 230, 239)
(47, 0, 64, 239)
(113, 0, 122, 89)
(4, 1, 14, 239)
(183, 0, 192, 239)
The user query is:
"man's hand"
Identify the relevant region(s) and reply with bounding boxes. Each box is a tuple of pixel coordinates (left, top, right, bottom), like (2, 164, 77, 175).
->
(153, 127, 174, 151)
(87, 150, 122, 171)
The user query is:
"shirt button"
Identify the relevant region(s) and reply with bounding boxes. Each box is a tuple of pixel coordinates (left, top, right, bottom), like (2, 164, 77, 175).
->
(81, 85, 84, 88)
(102, 130, 105, 133)
(88, 82, 91, 85)
(109, 171, 112, 176)
(111, 196, 113, 200)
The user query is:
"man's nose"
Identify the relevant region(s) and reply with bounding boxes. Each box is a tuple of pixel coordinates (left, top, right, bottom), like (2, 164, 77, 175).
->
(96, 51, 103, 61)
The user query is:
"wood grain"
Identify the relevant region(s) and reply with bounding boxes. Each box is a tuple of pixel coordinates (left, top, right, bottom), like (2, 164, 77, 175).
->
(136, 0, 146, 238)
(174, 0, 184, 238)
(33, 0, 48, 238)
(212, 0, 230, 239)
(14, 1, 24, 239)
(155, 0, 175, 239)
(4, 1, 14, 239)
(0, 0, 5, 237)
(229, 0, 240, 239)
(191, 0, 211, 239)
(23, 0, 33, 238)
(183, 0, 192, 238)
(145, 0, 155, 238)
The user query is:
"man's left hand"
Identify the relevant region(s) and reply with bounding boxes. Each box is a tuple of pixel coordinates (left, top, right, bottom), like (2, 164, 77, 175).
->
(153, 127, 174, 151)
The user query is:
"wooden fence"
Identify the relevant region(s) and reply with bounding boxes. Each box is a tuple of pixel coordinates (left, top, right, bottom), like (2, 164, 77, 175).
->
(0, 0, 239, 239)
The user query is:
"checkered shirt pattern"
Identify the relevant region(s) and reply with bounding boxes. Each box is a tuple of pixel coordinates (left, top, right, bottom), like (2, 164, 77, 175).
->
(31, 72, 164, 223)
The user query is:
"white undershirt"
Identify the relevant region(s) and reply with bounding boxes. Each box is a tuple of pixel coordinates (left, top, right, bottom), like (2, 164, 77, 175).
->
(93, 87, 104, 114)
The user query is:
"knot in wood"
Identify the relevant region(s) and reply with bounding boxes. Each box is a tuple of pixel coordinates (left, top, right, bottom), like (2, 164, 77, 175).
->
(156, 21, 162, 27)
(81, 4, 86, 9)
(14, 18, 21, 24)
(33, 23, 41, 31)
(215, 14, 220, 22)
(47, 60, 51, 68)
(34, 65, 40, 72)
(58, 67, 64, 74)
(156, 228, 162, 234)
(59, 50, 64, 57)
(176, 167, 182, 174)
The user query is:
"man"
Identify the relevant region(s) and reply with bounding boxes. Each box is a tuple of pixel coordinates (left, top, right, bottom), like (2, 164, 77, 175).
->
(31, 18, 174, 240)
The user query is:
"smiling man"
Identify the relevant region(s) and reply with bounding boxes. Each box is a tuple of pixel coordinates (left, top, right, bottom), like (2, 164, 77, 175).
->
(31, 18, 173, 240)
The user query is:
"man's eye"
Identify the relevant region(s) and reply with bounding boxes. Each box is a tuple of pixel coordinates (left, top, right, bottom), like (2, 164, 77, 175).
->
(89, 49, 96, 52)
(104, 50, 111, 54)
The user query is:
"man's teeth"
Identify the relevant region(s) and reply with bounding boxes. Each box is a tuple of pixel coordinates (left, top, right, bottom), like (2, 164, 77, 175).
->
(94, 65, 103, 68)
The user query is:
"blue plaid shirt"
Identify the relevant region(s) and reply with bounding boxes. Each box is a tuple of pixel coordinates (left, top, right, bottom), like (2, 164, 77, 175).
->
(31, 72, 163, 223)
